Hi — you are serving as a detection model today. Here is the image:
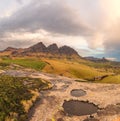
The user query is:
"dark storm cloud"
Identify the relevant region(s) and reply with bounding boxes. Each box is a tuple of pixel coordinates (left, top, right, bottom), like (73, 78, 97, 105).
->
(0, 0, 92, 37)
(103, 40, 120, 60)
(104, 40, 120, 52)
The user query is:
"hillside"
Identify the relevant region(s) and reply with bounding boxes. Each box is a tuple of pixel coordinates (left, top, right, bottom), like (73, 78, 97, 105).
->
(0, 57, 114, 82)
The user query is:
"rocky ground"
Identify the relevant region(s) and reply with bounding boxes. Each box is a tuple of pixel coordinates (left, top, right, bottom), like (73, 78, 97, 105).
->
(1, 69, 120, 121)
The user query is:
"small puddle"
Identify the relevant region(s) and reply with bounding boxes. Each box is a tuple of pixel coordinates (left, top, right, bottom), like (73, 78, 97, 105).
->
(71, 89, 86, 97)
(63, 100, 98, 116)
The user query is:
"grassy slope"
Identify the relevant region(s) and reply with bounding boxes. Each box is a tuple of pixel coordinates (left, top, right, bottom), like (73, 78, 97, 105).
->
(80, 60, 120, 83)
(1, 57, 120, 83)
(99, 75, 120, 83)
(81, 60, 120, 74)
(42, 58, 110, 80)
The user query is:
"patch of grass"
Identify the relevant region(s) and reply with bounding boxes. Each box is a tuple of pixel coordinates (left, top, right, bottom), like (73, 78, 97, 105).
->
(99, 75, 120, 83)
(0, 62, 10, 69)
(2, 58, 46, 70)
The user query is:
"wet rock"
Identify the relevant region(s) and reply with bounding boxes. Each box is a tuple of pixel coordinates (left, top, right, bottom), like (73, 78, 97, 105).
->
(98, 105, 120, 116)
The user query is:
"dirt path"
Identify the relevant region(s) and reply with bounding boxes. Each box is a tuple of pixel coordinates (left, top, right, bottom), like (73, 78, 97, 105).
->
(2, 70, 120, 121)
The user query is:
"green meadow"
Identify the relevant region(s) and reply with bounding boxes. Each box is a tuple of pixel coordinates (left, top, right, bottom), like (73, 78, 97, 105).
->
(1, 57, 46, 70)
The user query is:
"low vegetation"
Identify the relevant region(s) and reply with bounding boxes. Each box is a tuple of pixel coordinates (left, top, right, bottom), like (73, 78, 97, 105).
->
(1, 57, 46, 70)
(42, 58, 110, 81)
(81, 59, 120, 74)
(99, 75, 120, 83)
(0, 75, 50, 121)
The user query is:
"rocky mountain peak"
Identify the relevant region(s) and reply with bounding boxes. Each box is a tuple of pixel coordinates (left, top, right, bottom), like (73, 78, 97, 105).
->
(59, 45, 79, 56)
(27, 42, 47, 52)
(47, 43, 59, 53)
(4, 47, 17, 52)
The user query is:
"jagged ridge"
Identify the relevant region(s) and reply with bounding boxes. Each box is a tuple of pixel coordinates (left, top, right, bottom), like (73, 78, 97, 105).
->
(3, 42, 80, 58)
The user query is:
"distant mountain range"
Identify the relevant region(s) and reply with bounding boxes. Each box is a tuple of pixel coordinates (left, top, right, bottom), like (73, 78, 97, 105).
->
(1, 42, 112, 62)
(3, 42, 80, 58)
(84, 56, 109, 62)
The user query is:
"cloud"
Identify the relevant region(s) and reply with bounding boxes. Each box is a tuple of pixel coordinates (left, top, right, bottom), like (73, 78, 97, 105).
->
(106, 57, 117, 61)
(79, 0, 120, 59)
(86, 32, 104, 49)
(0, 0, 92, 37)
(98, 18, 120, 60)
(16, 0, 23, 4)
(0, 40, 34, 50)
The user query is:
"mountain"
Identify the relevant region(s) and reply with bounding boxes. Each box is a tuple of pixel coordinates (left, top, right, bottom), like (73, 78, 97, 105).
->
(26, 42, 47, 53)
(4, 47, 17, 52)
(84, 56, 109, 62)
(2, 42, 80, 58)
(59, 45, 79, 56)
(47, 43, 59, 54)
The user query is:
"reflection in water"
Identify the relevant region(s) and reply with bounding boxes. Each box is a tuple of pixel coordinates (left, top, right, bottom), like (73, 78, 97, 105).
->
(63, 100, 98, 116)
(71, 89, 86, 97)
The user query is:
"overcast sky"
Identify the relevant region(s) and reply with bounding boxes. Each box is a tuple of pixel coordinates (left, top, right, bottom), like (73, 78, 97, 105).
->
(0, 0, 120, 60)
